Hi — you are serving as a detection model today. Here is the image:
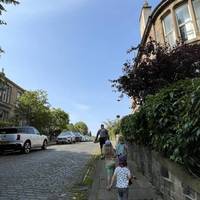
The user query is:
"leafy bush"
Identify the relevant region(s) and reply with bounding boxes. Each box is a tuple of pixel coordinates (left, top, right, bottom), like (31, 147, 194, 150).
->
(120, 110, 149, 145)
(120, 78, 200, 175)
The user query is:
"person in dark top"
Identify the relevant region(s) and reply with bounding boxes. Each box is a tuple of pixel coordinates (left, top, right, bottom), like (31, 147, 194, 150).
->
(95, 124, 109, 158)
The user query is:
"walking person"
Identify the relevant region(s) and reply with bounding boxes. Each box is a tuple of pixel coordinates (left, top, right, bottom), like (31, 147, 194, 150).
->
(95, 124, 109, 159)
(108, 155, 134, 200)
(116, 135, 128, 160)
(102, 140, 116, 188)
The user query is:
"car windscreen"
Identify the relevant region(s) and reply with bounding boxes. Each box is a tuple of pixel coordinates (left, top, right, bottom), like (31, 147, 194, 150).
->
(0, 128, 29, 134)
(59, 132, 71, 136)
(0, 128, 19, 134)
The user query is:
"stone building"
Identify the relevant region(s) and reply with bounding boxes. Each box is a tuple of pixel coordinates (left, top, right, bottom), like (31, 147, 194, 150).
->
(140, 0, 200, 46)
(0, 72, 24, 120)
(131, 0, 200, 111)
(132, 2, 200, 199)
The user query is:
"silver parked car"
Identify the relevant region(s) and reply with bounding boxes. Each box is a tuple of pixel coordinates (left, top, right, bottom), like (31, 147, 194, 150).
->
(56, 131, 75, 144)
(0, 126, 48, 154)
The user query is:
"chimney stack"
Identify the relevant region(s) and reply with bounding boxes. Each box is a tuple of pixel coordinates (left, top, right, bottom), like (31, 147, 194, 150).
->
(139, 0, 152, 38)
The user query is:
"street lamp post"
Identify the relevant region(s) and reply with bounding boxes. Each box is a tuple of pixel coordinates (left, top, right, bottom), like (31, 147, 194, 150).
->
(115, 115, 121, 143)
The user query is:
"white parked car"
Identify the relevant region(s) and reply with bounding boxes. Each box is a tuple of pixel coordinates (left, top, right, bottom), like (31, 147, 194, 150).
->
(0, 126, 48, 154)
(80, 135, 86, 142)
(56, 131, 75, 144)
(85, 135, 92, 142)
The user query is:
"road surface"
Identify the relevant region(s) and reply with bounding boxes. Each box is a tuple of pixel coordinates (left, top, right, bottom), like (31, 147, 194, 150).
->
(0, 142, 98, 200)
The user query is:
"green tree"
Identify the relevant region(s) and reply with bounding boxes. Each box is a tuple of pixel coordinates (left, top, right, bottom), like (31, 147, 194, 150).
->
(104, 119, 120, 140)
(112, 42, 200, 108)
(15, 90, 51, 132)
(50, 108, 69, 131)
(66, 123, 77, 132)
(0, 0, 19, 25)
(74, 121, 88, 135)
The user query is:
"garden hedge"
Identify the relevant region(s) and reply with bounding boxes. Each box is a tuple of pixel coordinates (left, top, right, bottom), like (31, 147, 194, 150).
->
(121, 78, 200, 177)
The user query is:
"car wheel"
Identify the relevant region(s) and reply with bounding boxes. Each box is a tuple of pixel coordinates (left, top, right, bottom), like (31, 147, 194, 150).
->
(42, 140, 47, 150)
(23, 141, 31, 154)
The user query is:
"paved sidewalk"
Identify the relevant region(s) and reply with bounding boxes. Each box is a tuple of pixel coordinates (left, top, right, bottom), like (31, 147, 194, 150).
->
(89, 157, 163, 200)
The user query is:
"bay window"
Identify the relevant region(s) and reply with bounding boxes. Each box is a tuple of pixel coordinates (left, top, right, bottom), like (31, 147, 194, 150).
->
(175, 3, 196, 41)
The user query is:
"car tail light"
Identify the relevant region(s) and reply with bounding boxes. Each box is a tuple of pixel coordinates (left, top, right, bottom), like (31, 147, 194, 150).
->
(16, 134, 20, 140)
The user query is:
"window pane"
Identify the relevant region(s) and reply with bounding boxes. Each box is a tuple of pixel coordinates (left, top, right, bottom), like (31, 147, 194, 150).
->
(180, 22, 196, 41)
(192, 0, 200, 31)
(197, 20, 200, 30)
(176, 4, 190, 25)
(34, 128, 40, 135)
(163, 14, 176, 46)
(166, 32, 176, 46)
(0, 128, 18, 134)
(163, 14, 173, 34)
(18, 128, 27, 133)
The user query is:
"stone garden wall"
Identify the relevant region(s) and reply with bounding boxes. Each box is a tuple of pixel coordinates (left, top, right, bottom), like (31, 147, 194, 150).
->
(128, 143, 200, 200)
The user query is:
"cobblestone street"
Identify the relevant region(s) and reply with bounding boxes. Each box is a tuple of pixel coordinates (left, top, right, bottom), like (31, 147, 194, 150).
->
(0, 142, 98, 200)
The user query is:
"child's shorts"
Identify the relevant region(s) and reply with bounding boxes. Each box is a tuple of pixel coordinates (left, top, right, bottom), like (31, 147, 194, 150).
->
(105, 161, 115, 176)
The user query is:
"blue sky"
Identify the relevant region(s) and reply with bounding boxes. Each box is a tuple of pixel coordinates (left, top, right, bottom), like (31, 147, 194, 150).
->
(0, 0, 159, 134)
